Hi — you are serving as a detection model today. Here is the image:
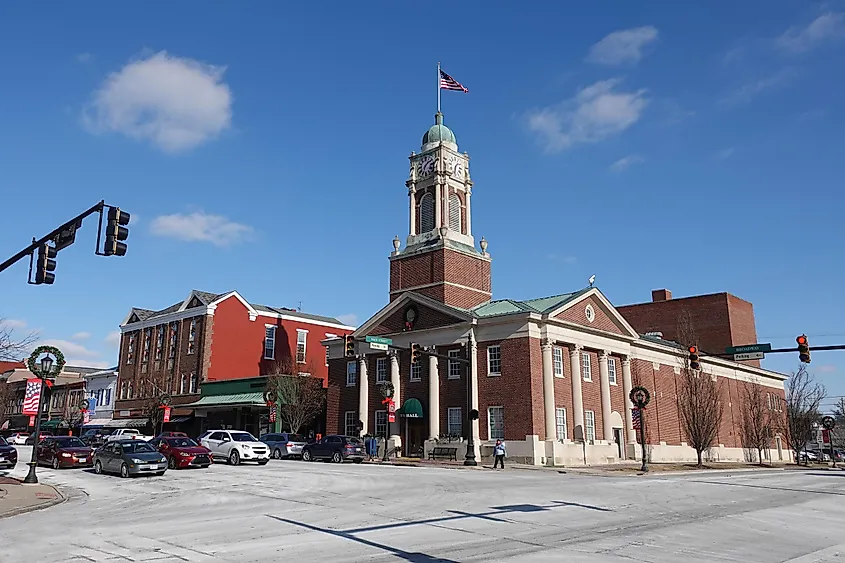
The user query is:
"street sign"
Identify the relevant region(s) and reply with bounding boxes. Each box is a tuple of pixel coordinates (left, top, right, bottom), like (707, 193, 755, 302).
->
(734, 352, 765, 361)
(365, 336, 393, 345)
(725, 343, 772, 355)
(163, 407, 171, 423)
(368, 343, 388, 351)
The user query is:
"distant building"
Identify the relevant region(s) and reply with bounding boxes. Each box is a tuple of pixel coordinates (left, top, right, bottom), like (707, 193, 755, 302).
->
(82, 367, 118, 429)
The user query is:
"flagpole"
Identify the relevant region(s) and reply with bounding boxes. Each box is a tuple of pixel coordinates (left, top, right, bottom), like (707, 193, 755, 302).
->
(437, 61, 441, 114)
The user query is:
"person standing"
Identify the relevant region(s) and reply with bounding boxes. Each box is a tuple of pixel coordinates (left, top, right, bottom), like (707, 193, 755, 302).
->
(493, 439, 506, 469)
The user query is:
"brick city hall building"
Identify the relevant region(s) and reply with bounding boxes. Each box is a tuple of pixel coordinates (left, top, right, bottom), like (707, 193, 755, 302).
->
(325, 112, 790, 465)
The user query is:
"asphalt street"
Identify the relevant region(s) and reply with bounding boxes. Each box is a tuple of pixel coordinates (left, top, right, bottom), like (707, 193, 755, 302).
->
(1, 446, 844, 563)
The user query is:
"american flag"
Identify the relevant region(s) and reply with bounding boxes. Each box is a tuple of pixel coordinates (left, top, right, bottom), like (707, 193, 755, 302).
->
(440, 69, 468, 93)
(632, 408, 642, 430)
(22, 378, 42, 415)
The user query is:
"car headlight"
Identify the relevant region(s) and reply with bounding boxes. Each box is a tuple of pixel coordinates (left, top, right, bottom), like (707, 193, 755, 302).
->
(179, 452, 191, 457)
(60, 453, 71, 457)
(242, 444, 251, 449)
(131, 458, 144, 464)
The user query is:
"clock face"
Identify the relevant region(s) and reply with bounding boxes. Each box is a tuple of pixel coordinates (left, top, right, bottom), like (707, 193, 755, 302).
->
(445, 154, 463, 177)
(418, 155, 435, 177)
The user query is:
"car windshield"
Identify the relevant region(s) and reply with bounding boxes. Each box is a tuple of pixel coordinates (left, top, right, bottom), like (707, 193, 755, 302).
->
(55, 437, 86, 448)
(346, 437, 364, 445)
(166, 438, 198, 448)
(121, 442, 157, 454)
(231, 432, 257, 442)
(0, 437, 7, 446)
(288, 434, 306, 442)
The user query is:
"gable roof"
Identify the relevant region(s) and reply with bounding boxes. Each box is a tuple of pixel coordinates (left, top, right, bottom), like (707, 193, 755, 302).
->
(354, 291, 474, 337)
(471, 288, 590, 318)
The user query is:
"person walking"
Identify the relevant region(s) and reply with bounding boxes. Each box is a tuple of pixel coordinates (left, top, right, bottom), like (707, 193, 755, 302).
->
(493, 439, 506, 469)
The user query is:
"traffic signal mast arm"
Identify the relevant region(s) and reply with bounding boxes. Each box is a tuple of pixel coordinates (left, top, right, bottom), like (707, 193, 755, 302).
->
(697, 344, 845, 358)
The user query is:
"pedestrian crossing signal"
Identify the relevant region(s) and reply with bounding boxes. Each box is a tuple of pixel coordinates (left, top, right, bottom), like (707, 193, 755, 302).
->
(797, 335, 810, 364)
(688, 346, 701, 370)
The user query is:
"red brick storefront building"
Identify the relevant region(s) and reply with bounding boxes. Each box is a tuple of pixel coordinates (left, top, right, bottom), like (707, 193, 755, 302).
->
(324, 112, 789, 465)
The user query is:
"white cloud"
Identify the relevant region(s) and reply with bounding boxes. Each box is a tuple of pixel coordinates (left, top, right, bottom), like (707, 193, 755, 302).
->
(817, 364, 837, 374)
(105, 331, 121, 347)
(76, 52, 92, 63)
(777, 13, 845, 53)
(71, 332, 91, 341)
(83, 51, 233, 153)
(38, 339, 100, 359)
(722, 68, 795, 105)
(67, 359, 112, 369)
(336, 314, 358, 327)
(150, 211, 253, 247)
(610, 155, 644, 171)
(586, 26, 659, 65)
(2, 319, 27, 330)
(527, 79, 649, 152)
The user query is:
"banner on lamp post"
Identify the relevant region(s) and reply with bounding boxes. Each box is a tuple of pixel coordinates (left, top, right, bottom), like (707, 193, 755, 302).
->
(163, 407, 171, 423)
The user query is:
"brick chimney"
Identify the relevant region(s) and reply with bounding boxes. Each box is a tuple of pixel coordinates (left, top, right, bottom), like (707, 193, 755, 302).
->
(651, 289, 672, 302)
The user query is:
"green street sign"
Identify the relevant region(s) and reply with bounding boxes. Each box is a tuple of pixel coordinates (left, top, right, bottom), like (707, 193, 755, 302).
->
(365, 336, 393, 346)
(725, 343, 772, 355)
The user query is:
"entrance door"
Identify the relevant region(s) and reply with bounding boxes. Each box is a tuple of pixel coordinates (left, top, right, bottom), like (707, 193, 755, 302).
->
(405, 419, 424, 458)
(613, 428, 624, 458)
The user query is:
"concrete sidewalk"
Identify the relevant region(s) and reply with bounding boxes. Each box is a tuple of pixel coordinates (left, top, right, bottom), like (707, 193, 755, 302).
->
(0, 476, 66, 518)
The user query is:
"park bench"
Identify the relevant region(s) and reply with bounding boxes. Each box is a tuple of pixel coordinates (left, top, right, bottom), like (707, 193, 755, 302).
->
(428, 446, 458, 461)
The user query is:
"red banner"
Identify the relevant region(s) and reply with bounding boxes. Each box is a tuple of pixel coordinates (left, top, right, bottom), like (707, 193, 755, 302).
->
(269, 409, 277, 423)
(163, 407, 171, 423)
(388, 413, 396, 423)
(22, 379, 41, 415)
(29, 415, 35, 427)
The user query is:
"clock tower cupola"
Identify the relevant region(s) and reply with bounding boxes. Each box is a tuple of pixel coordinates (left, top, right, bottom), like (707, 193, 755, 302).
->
(388, 112, 492, 309)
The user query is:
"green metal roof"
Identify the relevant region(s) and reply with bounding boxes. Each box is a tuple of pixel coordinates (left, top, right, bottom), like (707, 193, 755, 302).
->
(188, 392, 266, 408)
(422, 112, 456, 147)
(471, 288, 591, 319)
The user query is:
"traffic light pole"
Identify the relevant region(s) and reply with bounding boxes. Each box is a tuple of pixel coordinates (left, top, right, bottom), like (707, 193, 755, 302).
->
(700, 345, 845, 359)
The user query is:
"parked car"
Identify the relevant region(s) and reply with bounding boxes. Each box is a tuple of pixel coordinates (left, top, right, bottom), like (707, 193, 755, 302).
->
(199, 430, 270, 466)
(36, 436, 94, 469)
(80, 429, 113, 448)
(93, 440, 168, 478)
(25, 432, 53, 445)
(0, 436, 18, 470)
(153, 431, 188, 440)
(301, 435, 365, 463)
(259, 432, 307, 459)
(8, 432, 29, 445)
(105, 428, 153, 442)
(149, 436, 212, 469)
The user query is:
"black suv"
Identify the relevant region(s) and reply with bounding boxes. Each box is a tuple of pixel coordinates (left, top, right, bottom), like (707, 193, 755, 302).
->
(0, 435, 17, 470)
(80, 429, 113, 448)
(301, 435, 365, 463)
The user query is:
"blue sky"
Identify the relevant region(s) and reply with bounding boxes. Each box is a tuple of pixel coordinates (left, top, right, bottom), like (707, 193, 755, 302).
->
(1, 2, 843, 406)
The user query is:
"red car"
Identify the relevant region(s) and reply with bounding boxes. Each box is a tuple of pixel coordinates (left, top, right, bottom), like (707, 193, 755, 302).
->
(150, 436, 212, 469)
(36, 436, 94, 469)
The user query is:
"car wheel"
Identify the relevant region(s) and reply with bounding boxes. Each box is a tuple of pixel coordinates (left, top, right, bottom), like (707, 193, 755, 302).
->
(353, 459, 363, 464)
(229, 450, 240, 466)
(94, 460, 103, 474)
(120, 463, 130, 478)
(52, 457, 60, 470)
(331, 452, 343, 464)
(168, 457, 177, 470)
(302, 449, 313, 462)
(258, 460, 269, 466)
(273, 448, 282, 459)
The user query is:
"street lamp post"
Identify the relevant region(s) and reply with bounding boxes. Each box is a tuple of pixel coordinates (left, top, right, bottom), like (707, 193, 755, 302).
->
(629, 385, 651, 474)
(464, 338, 478, 466)
(23, 355, 54, 484)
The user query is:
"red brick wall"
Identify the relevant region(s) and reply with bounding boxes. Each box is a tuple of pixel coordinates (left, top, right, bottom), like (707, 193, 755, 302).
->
(608, 355, 628, 442)
(370, 303, 464, 336)
(326, 357, 359, 435)
(552, 345, 574, 440)
(579, 349, 604, 441)
(436, 345, 469, 437)
(556, 296, 626, 337)
(389, 248, 491, 309)
(477, 337, 540, 441)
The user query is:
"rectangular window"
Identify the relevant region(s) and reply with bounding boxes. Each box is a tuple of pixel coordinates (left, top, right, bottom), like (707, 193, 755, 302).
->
(448, 350, 461, 379)
(375, 410, 387, 437)
(296, 329, 308, 364)
(189, 372, 199, 394)
(180, 373, 187, 395)
(344, 411, 357, 437)
(581, 352, 592, 382)
(447, 407, 462, 437)
(555, 408, 567, 440)
(127, 380, 133, 399)
(142, 329, 151, 363)
(376, 357, 388, 384)
(553, 347, 563, 377)
(607, 357, 617, 385)
(487, 345, 501, 376)
(410, 361, 422, 382)
(187, 319, 197, 355)
(488, 406, 504, 440)
(169, 322, 178, 358)
(264, 326, 276, 360)
(325, 333, 337, 366)
(346, 361, 358, 386)
(105, 388, 111, 405)
(585, 410, 596, 443)
(155, 326, 164, 361)
(126, 334, 135, 364)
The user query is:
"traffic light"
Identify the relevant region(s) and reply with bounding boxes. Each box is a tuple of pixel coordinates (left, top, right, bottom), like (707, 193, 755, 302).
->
(688, 346, 700, 370)
(410, 342, 421, 364)
(104, 207, 130, 256)
(344, 335, 355, 357)
(34, 243, 57, 284)
(797, 335, 811, 364)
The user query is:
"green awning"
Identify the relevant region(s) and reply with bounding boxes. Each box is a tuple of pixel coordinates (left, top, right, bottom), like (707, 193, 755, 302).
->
(186, 392, 266, 408)
(398, 398, 424, 419)
(40, 419, 69, 429)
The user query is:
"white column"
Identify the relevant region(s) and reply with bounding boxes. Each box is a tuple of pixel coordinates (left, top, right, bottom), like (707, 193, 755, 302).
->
(569, 347, 584, 441)
(469, 330, 480, 460)
(428, 353, 439, 440)
(434, 183, 442, 229)
(358, 356, 368, 437)
(465, 187, 472, 236)
(408, 186, 416, 236)
(541, 339, 556, 441)
(390, 352, 401, 444)
(622, 357, 635, 444)
(598, 351, 613, 444)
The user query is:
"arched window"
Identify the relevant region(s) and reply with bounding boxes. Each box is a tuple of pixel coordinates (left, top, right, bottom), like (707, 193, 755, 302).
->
(419, 192, 435, 233)
(449, 193, 461, 232)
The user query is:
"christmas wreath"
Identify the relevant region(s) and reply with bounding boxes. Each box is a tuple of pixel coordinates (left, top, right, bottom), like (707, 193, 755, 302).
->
(629, 385, 651, 409)
(27, 345, 66, 376)
(379, 381, 395, 399)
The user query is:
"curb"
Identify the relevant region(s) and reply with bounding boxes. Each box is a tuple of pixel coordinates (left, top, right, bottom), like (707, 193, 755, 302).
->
(0, 482, 68, 519)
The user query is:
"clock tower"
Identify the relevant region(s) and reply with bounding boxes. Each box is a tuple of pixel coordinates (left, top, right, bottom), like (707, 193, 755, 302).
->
(389, 112, 492, 309)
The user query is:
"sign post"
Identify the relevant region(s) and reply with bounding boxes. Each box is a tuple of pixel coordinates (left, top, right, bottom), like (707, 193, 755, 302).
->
(629, 386, 651, 473)
(365, 336, 393, 351)
(822, 416, 836, 468)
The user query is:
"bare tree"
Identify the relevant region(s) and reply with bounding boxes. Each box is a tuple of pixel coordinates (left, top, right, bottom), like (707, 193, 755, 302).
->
(141, 371, 171, 436)
(0, 318, 37, 362)
(676, 311, 724, 468)
(0, 373, 15, 422)
(265, 357, 325, 435)
(778, 365, 825, 465)
(738, 378, 771, 465)
(832, 398, 845, 450)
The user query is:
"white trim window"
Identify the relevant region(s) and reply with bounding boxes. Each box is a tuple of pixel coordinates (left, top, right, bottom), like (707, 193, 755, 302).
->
(187, 319, 197, 355)
(142, 329, 151, 363)
(155, 326, 164, 361)
(168, 322, 178, 361)
(581, 352, 592, 382)
(325, 333, 337, 366)
(376, 358, 388, 384)
(448, 350, 461, 379)
(126, 333, 135, 364)
(487, 345, 501, 376)
(346, 361, 358, 386)
(180, 373, 187, 395)
(189, 372, 199, 394)
(344, 411, 357, 437)
(410, 361, 422, 381)
(447, 407, 462, 437)
(553, 347, 563, 378)
(264, 326, 276, 360)
(585, 410, 596, 444)
(375, 410, 388, 437)
(608, 357, 617, 385)
(488, 406, 504, 440)
(448, 193, 461, 231)
(296, 329, 308, 364)
(556, 408, 567, 440)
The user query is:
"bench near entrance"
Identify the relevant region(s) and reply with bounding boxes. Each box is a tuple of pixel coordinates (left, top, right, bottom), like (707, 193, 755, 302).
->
(428, 447, 458, 461)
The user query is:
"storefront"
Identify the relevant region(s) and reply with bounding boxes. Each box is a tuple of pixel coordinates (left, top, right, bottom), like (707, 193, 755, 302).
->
(398, 398, 425, 458)
(185, 377, 272, 438)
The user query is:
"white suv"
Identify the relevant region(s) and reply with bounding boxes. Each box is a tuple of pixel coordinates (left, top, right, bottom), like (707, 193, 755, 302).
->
(200, 430, 270, 466)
